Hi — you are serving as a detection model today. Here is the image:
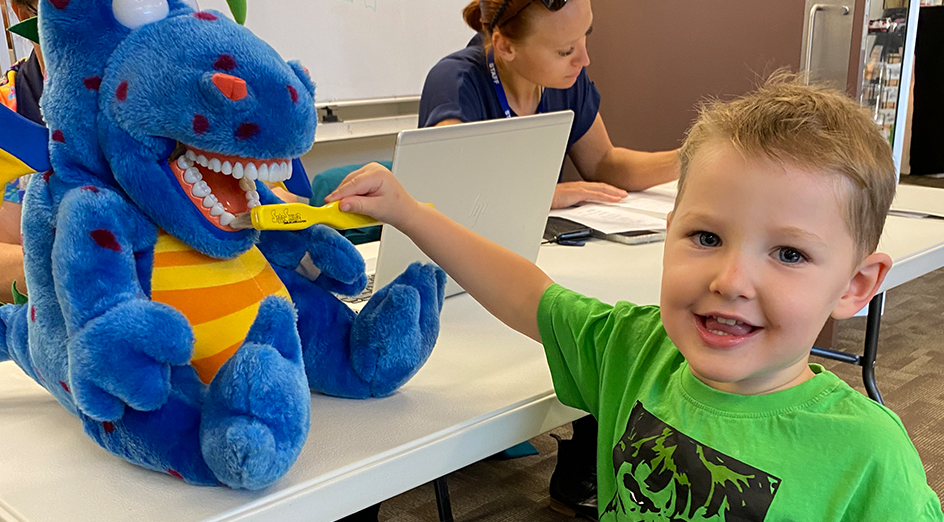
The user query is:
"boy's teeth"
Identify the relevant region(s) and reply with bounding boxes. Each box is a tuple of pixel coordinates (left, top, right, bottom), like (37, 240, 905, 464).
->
(708, 329, 733, 336)
(714, 316, 743, 326)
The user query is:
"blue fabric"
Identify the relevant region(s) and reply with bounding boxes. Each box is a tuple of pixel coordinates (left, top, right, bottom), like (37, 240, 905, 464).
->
(418, 34, 601, 156)
(0, 0, 446, 491)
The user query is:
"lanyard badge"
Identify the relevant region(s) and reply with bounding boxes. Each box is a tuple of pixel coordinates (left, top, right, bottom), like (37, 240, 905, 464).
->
(487, 50, 546, 119)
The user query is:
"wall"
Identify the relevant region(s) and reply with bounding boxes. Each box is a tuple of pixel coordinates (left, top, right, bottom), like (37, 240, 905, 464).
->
(584, 1, 806, 153)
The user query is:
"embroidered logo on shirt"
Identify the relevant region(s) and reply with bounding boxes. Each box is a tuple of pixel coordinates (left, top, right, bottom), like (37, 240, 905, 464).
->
(604, 401, 781, 521)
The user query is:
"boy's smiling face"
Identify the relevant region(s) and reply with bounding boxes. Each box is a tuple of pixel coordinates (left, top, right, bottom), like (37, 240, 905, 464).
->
(660, 141, 882, 395)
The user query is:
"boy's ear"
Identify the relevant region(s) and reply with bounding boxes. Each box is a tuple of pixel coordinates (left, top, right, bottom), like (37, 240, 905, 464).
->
(665, 211, 673, 231)
(831, 252, 892, 319)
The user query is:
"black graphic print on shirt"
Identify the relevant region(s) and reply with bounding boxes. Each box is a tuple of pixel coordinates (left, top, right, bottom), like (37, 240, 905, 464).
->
(603, 402, 781, 521)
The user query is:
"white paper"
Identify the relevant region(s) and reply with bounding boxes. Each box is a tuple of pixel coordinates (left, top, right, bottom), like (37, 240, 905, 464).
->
(599, 181, 679, 216)
(549, 205, 667, 234)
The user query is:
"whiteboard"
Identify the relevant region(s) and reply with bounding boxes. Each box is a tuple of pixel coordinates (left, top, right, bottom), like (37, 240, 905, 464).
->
(199, 0, 475, 103)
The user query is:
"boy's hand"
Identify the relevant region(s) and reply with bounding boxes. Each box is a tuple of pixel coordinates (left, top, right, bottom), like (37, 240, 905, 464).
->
(325, 162, 421, 230)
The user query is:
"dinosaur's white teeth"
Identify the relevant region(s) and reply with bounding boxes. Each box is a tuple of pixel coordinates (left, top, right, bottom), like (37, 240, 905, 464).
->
(202, 194, 218, 208)
(183, 167, 201, 184)
(266, 163, 278, 181)
(185, 150, 196, 161)
(221, 161, 232, 175)
(239, 177, 255, 192)
(208, 158, 222, 172)
(232, 161, 244, 180)
(245, 190, 260, 201)
(244, 163, 258, 181)
(177, 156, 194, 170)
(247, 199, 261, 209)
(196, 155, 208, 167)
(191, 180, 211, 198)
(219, 211, 235, 226)
(284, 161, 292, 179)
(209, 203, 225, 216)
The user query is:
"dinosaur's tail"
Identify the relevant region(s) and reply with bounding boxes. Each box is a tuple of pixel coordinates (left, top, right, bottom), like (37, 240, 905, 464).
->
(0, 303, 28, 365)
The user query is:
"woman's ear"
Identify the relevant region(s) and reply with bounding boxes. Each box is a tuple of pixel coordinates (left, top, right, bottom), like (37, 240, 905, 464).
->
(831, 252, 892, 319)
(492, 31, 516, 62)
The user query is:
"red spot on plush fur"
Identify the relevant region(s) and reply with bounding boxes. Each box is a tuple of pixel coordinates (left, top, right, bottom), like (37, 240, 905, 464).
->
(235, 122, 259, 140)
(287, 85, 299, 103)
(30, 306, 35, 322)
(214, 54, 237, 71)
(116, 81, 129, 101)
(102, 422, 115, 434)
(81, 185, 99, 193)
(43, 170, 53, 182)
(52, 130, 64, 142)
(194, 11, 217, 21)
(193, 114, 209, 134)
(168, 469, 184, 479)
(90, 229, 122, 252)
(83, 76, 102, 91)
(50, 0, 69, 9)
(59, 381, 70, 393)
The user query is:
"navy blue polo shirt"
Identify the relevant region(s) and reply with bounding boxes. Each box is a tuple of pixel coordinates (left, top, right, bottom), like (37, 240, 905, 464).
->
(418, 34, 601, 156)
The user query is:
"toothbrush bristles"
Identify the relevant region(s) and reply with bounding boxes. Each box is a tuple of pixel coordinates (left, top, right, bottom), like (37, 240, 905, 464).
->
(228, 212, 254, 230)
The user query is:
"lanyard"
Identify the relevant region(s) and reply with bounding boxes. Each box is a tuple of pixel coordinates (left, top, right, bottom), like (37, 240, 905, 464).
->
(487, 49, 546, 118)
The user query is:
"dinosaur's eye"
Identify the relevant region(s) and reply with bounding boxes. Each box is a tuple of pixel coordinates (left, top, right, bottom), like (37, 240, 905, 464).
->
(112, 0, 170, 29)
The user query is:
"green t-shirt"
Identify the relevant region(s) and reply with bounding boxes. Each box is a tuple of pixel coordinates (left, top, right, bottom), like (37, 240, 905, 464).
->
(537, 284, 943, 521)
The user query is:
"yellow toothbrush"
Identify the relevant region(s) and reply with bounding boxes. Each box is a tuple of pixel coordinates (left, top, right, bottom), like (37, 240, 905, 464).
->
(229, 201, 379, 231)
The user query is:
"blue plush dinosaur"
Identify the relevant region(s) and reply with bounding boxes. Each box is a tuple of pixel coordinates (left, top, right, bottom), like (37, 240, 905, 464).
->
(0, 0, 445, 489)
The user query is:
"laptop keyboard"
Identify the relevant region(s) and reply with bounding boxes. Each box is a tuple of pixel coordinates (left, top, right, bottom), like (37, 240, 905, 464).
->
(338, 273, 375, 305)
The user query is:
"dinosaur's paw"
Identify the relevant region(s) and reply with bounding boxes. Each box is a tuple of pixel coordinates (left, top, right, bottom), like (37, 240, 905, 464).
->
(350, 263, 446, 397)
(201, 337, 310, 490)
(69, 300, 193, 421)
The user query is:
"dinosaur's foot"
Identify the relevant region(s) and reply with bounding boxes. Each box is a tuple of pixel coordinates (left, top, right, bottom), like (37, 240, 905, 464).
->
(200, 296, 310, 490)
(349, 262, 446, 398)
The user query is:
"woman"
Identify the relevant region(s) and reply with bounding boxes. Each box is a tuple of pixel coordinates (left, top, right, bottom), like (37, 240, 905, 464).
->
(419, 0, 679, 210)
(340, 2, 676, 520)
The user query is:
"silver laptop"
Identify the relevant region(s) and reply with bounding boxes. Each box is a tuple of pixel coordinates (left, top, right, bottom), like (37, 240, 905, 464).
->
(343, 111, 573, 309)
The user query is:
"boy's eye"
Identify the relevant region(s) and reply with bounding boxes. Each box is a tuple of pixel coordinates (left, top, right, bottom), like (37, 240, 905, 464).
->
(559, 47, 575, 57)
(778, 247, 807, 264)
(694, 232, 721, 248)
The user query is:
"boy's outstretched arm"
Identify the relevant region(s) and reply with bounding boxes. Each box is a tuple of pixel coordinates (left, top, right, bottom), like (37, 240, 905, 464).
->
(326, 163, 553, 342)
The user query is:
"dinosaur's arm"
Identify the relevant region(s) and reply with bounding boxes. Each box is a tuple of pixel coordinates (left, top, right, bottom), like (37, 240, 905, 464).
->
(53, 185, 193, 421)
(254, 183, 367, 295)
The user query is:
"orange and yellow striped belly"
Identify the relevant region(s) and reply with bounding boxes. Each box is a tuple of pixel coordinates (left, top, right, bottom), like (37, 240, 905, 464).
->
(150, 231, 291, 384)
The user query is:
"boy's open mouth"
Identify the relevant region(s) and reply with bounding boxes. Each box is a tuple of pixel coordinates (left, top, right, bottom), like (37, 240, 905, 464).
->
(696, 314, 761, 338)
(167, 146, 293, 230)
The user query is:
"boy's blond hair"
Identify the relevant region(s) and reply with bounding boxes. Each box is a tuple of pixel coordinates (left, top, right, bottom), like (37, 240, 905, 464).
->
(678, 74, 897, 260)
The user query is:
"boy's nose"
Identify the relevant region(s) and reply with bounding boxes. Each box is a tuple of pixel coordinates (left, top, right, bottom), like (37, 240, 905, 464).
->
(709, 253, 756, 301)
(212, 73, 247, 101)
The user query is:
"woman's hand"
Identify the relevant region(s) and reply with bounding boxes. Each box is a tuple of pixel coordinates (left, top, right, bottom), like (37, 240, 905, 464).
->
(325, 162, 422, 230)
(551, 181, 627, 209)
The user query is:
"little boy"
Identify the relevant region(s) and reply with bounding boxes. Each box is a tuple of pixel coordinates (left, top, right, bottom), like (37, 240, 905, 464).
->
(326, 79, 944, 520)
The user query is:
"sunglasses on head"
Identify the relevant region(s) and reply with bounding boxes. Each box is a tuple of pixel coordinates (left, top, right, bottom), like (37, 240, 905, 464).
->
(489, 0, 568, 31)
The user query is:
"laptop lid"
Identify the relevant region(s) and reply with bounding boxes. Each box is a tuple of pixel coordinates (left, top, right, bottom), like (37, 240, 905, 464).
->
(374, 111, 574, 298)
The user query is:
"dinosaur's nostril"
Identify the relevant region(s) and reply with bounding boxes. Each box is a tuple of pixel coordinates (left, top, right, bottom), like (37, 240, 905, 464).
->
(211, 73, 247, 101)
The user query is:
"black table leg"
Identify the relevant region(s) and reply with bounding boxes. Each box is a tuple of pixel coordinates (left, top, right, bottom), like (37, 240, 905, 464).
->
(433, 477, 454, 522)
(862, 292, 885, 405)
